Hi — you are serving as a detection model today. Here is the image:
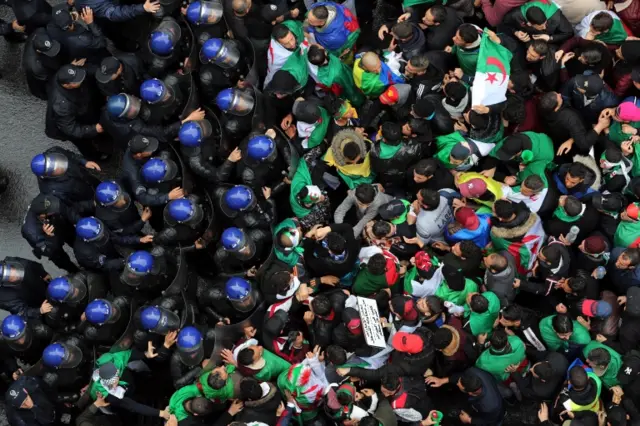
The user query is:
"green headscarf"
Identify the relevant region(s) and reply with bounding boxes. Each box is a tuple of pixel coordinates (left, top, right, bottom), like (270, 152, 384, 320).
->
(552, 204, 583, 223)
(274, 218, 304, 267)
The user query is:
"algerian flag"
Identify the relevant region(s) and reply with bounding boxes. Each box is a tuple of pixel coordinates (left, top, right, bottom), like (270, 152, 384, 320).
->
(491, 214, 545, 276)
(576, 10, 628, 45)
(471, 29, 513, 107)
(265, 20, 309, 87)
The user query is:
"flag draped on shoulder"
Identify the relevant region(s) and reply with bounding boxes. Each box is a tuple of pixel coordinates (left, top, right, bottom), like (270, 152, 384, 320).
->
(491, 215, 545, 276)
(265, 20, 309, 87)
(471, 29, 512, 107)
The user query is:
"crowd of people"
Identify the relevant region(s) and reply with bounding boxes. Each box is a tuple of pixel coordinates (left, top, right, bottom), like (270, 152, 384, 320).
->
(6, 0, 640, 424)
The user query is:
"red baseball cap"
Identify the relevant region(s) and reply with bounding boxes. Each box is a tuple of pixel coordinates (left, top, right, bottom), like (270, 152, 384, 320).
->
(392, 332, 424, 354)
(627, 203, 640, 221)
(455, 207, 480, 230)
(379, 86, 399, 105)
(459, 178, 487, 199)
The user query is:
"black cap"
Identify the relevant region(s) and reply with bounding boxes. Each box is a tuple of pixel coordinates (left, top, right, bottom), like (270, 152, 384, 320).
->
(95, 57, 122, 84)
(412, 98, 435, 119)
(262, 2, 287, 21)
(592, 192, 626, 213)
(442, 264, 464, 291)
(617, 351, 640, 385)
(379, 199, 407, 221)
(450, 143, 470, 161)
(33, 31, 60, 57)
(30, 194, 61, 215)
(57, 65, 86, 85)
(52, 5, 73, 30)
(574, 74, 604, 97)
(129, 135, 159, 154)
(496, 134, 528, 161)
(292, 99, 320, 123)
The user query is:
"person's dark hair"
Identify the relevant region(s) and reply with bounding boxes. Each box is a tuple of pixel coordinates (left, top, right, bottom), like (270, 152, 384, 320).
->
(580, 47, 603, 65)
(355, 184, 376, 204)
(552, 314, 573, 334)
(567, 162, 588, 180)
(539, 91, 559, 112)
(326, 345, 347, 365)
(208, 371, 226, 389)
(337, 391, 353, 405)
(311, 5, 328, 20)
(326, 232, 346, 253)
(381, 373, 400, 391)
(307, 44, 327, 66)
(343, 141, 361, 161)
(526, 6, 547, 25)
(272, 24, 291, 42)
(368, 254, 387, 275)
(237, 348, 255, 366)
(494, 199, 515, 220)
(408, 54, 430, 72)
(523, 174, 545, 192)
(459, 240, 481, 260)
(191, 397, 214, 415)
(372, 220, 392, 238)
(381, 122, 403, 144)
(605, 146, 623, 164)
(501, 304, 522, 322)
(460, 370, 482, 393)
(468, 110, 489, 130)
(458, 24, 480, 44)
(624, 248, 640, 266)
(433, 327, 454, 350)
(391, 21, 413, 40)
(360, 418, 380, 426)
(489, 253, 508, 273)
(425, 295, 444, 316)
(470, 294, 488, 313)
(587, 347, 611, 367)
(592, 12, 614, 33)
(568, 276, 587, 294)
(569, 365, 588, 389)
(534, 362, 553, 381)
(490, 329, 509, 350)
(240, 378, 263, 400)
(429, 4, 447, 23)
(503, 95, 526, 124)
(564, 195, 583, 217)
(272, 271, 292, 294)
(414, 158, 438, 177)
(530, 39, 549, 56)
(311, 294, 331, 316)
(510, 70, 534, 97)
(419, 188, 440, 210)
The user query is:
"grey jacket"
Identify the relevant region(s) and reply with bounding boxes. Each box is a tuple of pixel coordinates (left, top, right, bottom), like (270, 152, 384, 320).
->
(484, 251, 517, 307)
(334, 187, 394, 237)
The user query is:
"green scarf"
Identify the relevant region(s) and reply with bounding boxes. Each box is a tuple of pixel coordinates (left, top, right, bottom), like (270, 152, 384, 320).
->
(466, 291, 501, 336)
(254, 350, 292, 381)
(199, 365, 236, 400)
(476, 335, 527, 382)
(378, 141, 403, 160)
(552, 204, 582, 223)
(89, 350, 132, 400)
(280, 20, 309, 87)
(539, 315, 591, 351)
(435, 278, 478, 306)
(305, 107, 331, 149)
(452, 45, 480, 76)
(582, 341, 622, 388)
(274, 218, 304, 267)
(614, 217, 640, 248)
(608, 121, 640, 144)
(597, 18, 628, 45)
(169, 384, 202, 421)
(520, 1, 559, 20)
(353, 267, 392, 296)
(403, 0, 438, 8)
(391, 200, 411, 225)
(290, 159, 314, 218)
(435, 131, 468, 169)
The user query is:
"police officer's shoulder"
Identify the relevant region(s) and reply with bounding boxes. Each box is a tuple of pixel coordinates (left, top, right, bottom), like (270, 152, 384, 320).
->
(84, 326, 100, 340)
(42, 372, 58, 387)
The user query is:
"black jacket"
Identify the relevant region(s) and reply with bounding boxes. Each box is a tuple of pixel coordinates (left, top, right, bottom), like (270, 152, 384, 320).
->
(236, 382, 282, 426)
(310, 289, 349, 348)
(0, 257, 48, 319)
(6, 376, 56, 426)
(45, 20, 107, 62)
(561, 78, 619, 124)
(408, 64, 444, 100)
(424, 7, 461, 51)
(10, 0, 52, 34)
(95, 198, 145, 236)
(73, 232, 140, 272)
(502, 8, 573, 45)
(45, 81, 100, 142)
(99, 108, 182, 149)
(371, 139, 423, 188)
(452, 367, 505, 426)
(511, 352, 568, 401)
(34, 147, 98, 203)
(303, 223, 361, 279)
(23, 29, 64, 100)
(544, 205, 600, 244)
(97, 52, 143, 97)
(406, 161, 456, 198)
(120, 149, 171, 207)
(541, 103, 600, 155)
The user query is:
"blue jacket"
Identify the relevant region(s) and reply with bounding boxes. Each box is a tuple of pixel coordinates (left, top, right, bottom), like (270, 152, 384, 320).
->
(608, 247, 640, 293)
(75, 0, 144, 22)
(561, 78, 619, 124)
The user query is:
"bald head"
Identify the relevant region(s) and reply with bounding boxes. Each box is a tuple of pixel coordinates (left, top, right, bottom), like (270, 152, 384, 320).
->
(361, 52, 382, 73)
(232, 0, 251, 15)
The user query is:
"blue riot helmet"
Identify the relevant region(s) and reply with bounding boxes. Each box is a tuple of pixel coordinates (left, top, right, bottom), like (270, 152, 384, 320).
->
(177, 326, 204, 366)
(2, 315, 32, 351)
(139, 306, 180, 335)
(140, 79, 172, 105)
(141, 157, 179, 184)
(96, 181, 130, 208)
(42, 342, 83, 369)
(223, 185, 256, 214)
(120, 250, 155, 287)
(149, 18, 182, 57)
(200, 38, 240, 69)
(76, 217, 108, 246)
(47, 276, 87, 304)
(221, 227, 256, 260)
(165, 198, 204, 227)
(85, 299, 119, 325)
(0, 260, 25, 287)
(225, 277, 258, 312)
(247, 135, 277, 162)
(186, 0, 223, 25)
(178, 120, 212, 148)
(215, 88, 255, 116)
(31, 152, 69, 177)
(107, 93, 142, 119)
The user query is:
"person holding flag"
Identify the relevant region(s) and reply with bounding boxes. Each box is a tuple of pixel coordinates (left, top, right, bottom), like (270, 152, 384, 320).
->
(502, 0, 574, 46)
(307, 44, 364, 106)
(471, 28, 513, 108)
(264, 21, 309, 89)
(353, 51, 405, 98)
(576, 10, 630, 46)
(305, 2, 361, 60)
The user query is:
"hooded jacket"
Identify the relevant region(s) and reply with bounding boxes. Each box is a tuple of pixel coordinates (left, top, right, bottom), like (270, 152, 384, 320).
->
(561, 77, 619, 124)
(371, 138, 423, 188)
(236, 382, 281, 425)
(484, 251, 517, 307)
(398, 24, 426, 59)
(511, 351, 568, 400)
(334, 185, 395, 237)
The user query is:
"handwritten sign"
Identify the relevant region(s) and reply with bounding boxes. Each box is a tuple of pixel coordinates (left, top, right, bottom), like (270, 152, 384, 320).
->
(356, 297, 386, 348)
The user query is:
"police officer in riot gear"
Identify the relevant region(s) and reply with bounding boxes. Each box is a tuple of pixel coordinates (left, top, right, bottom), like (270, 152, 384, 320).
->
(139, 75, 190, 124)
(185, 0, 226, 44)
(216, 185, 276, 230)
(196, 276, 259, 324)
(1, 315, 53, 366)
(21, 193, 89, 273)
(133, 300, 183, 351)
(154, 196, 207, 247)
(45, 273, 107, 333)
(233, 130, 292, 193)
(73, 216, 154, 272)
(213, 227, 271, 274)
(215, 87, 257, 143)
(112, 249, 177, 297)
(30, 147, 101, 204)
(144, 16, 189, 78)
(0, 257, 51, 320)
(178, 118, 241, 183)
(41, 337, 91, 403)
(101, 93, 206, 148)
(80, 297, 130, 346)
(96, 180, 152, 236)
(140, 153, 185, 231)
(166, 326, 215, 389)
(198, 38, 249, 102)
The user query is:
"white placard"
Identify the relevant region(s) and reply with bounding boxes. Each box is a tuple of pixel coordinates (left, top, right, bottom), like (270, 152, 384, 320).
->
(356, 297, 386, 348)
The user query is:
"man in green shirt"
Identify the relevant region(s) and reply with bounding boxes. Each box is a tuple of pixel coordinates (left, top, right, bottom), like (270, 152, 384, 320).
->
(583, 341, 623, 388)
(539, 314, 591, 355)
(224, 338, 291, 382)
